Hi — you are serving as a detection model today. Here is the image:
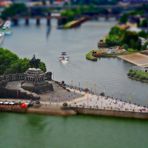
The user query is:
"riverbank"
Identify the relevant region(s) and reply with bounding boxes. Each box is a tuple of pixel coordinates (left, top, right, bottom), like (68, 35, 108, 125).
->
(1, 85, 148, 119)
(85, 47, 132, 61)
(1, 101, 148, 119)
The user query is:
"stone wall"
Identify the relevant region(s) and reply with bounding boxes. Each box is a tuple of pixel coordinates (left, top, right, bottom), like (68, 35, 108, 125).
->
(0, 87, 40, 100)
(63, 107, 148, 119)
(0, 71, 52, 99)
(0, 72, 52, 84)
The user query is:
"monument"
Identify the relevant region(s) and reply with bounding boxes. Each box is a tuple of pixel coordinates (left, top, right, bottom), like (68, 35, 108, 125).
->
(21, 68, 53, 93)
(21, 55, 53, 93)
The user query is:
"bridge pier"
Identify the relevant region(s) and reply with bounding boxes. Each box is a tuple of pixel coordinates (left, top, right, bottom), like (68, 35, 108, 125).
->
(105, 15, 109, 21)
(93, 15, 98, 20)
(46, 16, 51, 26)
(36, 17, 41, 26)
(25, 17, 29, 26)
(12, 17, 19, 26)
(115, 16, 119, 21)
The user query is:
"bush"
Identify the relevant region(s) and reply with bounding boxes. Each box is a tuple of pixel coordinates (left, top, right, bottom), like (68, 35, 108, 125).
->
(138, 31, 148, 38)
(119, 13, 128, 23)
(142, 42, 148, 50)
(128, 69, 148, 82)
(123, 44, 128, 50)
(86, 50, 97, 61)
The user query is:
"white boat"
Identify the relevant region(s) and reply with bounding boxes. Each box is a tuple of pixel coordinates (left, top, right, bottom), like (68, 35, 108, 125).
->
(2, 20, 11, 29)
(1, 20, 12, 35)
(59, 52, 69, 64)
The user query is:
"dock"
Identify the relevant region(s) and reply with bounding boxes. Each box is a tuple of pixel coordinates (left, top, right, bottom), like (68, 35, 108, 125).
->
(118, 53, 148, 68)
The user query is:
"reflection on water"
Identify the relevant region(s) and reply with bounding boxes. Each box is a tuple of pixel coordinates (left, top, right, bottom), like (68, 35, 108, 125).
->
(46, 26, 51, 39)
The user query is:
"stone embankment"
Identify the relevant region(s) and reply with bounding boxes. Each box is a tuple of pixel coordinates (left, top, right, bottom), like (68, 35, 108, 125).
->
(27, 106, 76, 116)
(0, 82, 148, 119)
(63, 87, 148, 119)
(64, 107, 148, 119)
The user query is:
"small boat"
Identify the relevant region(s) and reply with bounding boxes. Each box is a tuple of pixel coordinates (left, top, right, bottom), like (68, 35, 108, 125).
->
(2, 20, 11, 29)
(1, 20, 12, 35)
(59, 52, 69, 64)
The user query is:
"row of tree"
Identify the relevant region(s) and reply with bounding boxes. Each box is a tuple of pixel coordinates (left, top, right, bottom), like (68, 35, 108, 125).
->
(105, 26, 148, 50)
(0, 48, 46, 75)
(119, 7, 148, 28)
(61, 5, 109, 22)
(1, 3, 28, 20)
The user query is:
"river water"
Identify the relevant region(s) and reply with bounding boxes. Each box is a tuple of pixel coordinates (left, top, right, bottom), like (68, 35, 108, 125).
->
(0, 19, 148, 148)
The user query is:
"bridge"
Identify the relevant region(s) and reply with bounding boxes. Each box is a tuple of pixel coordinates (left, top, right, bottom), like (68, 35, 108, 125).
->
(8, 13, 119, 27)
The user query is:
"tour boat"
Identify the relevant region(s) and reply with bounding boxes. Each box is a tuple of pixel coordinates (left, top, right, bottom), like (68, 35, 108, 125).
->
(1, 20, 12, 35)
(2, 20, 11, 29)
(59, 52, 69, 64)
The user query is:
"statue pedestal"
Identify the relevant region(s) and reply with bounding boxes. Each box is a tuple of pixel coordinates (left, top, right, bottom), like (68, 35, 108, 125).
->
(21, 68, 53, 94)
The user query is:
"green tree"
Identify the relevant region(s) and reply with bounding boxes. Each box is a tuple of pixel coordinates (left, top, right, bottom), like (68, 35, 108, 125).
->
(140, 19, 148, 27)
(1, 3, 28, 19)
(0, 48, 46, 74)
(122, 31, 141, 50)
(138, 31, 148, 38)
(119, 13, 128, 23)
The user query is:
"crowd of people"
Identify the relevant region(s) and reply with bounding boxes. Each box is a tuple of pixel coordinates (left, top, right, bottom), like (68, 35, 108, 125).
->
(65, 85, 148, 113)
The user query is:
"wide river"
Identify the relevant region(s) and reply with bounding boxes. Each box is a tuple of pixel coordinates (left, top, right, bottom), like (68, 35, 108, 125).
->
(0, 19, 148, 148)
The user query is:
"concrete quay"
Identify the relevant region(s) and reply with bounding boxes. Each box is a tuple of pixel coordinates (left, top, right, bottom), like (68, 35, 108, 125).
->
(63, 87, 148, 119)
(0, 86, 148, 119)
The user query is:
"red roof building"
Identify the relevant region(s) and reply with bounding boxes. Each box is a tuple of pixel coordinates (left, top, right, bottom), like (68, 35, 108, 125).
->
(0, 0, 12, 7)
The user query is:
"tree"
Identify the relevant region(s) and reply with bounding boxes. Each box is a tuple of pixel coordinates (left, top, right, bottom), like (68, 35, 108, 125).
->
(0, 48, 46, 74)
(138, 31, 148, 38)
(1, 3, 28, 19)
(140, 19, 148, 28)
(122, 31, 141, 50)
(119, 13, 128, 24)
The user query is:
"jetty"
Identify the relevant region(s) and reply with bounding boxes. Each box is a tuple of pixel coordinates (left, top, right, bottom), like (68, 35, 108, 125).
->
(118, 53, 148, 68)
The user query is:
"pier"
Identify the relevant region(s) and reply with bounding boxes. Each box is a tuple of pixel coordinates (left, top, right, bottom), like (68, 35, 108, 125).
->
(118, 53, 148, 68)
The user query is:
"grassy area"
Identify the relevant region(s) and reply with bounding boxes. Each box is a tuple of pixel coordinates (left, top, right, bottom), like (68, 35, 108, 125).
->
(128, 69, 148, 83)
(85, 48, 137, 61)
(86, 50, 97, 61)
